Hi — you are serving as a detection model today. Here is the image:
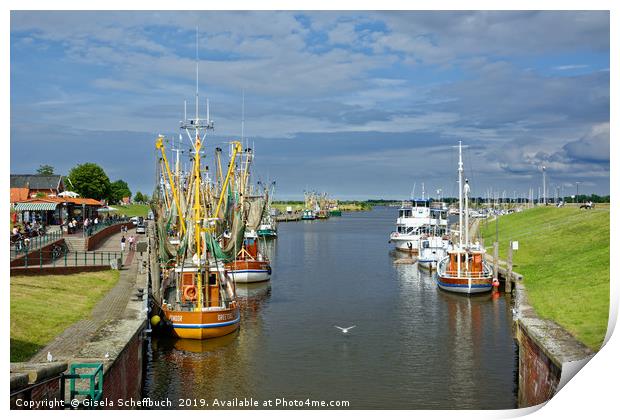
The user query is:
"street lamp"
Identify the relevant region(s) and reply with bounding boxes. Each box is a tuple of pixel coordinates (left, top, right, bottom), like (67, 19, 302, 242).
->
(542, 166, 546, 206)
(576, 181, 581, 203)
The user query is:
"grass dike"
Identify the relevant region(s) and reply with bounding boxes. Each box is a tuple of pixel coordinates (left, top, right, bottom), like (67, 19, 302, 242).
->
(480, 206, 609, 350)
(10, 270, 120, 362)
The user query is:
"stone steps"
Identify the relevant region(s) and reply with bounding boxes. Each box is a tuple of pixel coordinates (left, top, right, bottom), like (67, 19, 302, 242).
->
(63, 235, 87, 252)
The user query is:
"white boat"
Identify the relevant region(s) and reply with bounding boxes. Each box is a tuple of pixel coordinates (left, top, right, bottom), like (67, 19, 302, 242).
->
(389, 197, 432, 254)
(418, 236, 451, 271)
(225, 238, 271, 283)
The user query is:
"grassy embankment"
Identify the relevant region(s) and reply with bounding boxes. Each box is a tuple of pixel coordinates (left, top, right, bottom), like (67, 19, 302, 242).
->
(109, 203, 150, 218)
(480, 206, 609, 350)
(10, 271, 120, 362)
(271, 201, 371, 212)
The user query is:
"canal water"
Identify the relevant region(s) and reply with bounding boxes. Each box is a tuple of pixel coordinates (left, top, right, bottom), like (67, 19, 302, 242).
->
(143, 206, 517, 409)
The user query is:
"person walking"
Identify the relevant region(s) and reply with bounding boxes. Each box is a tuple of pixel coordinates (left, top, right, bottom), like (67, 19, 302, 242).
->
(128, 234, 135, 251)
(120, 235, 126, 252)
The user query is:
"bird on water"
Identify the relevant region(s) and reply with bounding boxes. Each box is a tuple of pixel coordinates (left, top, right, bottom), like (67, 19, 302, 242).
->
(334, 325, 356, 334)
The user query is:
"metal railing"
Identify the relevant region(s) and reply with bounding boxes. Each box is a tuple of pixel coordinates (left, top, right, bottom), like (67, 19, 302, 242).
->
(61, 363, 103, 408)
(12, 247, 124, 269)
(82, 218, 129, 237)
(10, 230, 64, 259)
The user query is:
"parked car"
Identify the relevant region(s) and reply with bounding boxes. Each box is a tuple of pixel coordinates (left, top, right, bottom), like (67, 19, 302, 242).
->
(130, 216, 139, 226)
(136, 223, 146, 234)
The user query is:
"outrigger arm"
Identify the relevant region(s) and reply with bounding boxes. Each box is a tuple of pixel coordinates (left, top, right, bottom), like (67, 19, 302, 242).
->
(156, 136, 187, 235)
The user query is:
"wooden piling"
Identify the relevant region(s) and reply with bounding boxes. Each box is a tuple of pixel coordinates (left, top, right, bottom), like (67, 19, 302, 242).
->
(506, 242, 513, 294)
(493, 242, 499, 280)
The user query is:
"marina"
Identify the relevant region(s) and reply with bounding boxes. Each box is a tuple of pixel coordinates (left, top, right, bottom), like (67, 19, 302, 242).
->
(8, 9, 611, 414)
(143, 207, 518, 409)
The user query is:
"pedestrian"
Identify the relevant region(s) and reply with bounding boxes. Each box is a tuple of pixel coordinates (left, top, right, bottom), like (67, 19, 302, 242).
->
(120, 235, 126, 252)
(129, 234, 135, 251)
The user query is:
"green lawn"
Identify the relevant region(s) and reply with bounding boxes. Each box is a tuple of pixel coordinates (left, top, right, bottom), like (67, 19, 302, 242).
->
(480, 206, 610, 350)
(110, 203, 150, 218)
(272, 202, 304, 212)
(10, 271, 120, 362)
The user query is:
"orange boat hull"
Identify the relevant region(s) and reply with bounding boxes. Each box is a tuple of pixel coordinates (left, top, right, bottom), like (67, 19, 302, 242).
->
(163, 305, 240, 339)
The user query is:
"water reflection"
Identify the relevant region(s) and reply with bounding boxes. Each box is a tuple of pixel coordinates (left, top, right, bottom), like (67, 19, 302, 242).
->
(144, 207, 517, 409)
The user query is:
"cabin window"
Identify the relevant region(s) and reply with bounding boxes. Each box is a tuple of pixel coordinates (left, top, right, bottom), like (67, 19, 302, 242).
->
(208, 273, 217, 285)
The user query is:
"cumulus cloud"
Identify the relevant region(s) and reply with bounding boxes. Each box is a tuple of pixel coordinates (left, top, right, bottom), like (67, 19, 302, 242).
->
(563, 123, 610, 162)
(10, 11, 610, 197)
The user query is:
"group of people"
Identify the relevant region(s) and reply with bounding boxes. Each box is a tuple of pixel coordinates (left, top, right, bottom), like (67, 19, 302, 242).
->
(120, 233, 137, 252)
(12, 220, 44, 238)
(10, 221, 46, 250)
(66, 217, 100, 235)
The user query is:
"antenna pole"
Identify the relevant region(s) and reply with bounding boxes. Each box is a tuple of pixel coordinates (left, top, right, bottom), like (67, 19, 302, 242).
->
(195, 26, 199, 124)
(241, 89, 245, 143)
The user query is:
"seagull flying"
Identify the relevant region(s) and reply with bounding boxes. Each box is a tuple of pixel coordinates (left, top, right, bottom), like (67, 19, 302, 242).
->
(334, 325, 356, 334)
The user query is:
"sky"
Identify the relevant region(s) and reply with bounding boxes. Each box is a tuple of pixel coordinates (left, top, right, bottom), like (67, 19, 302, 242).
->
(9, 11, 610, 200)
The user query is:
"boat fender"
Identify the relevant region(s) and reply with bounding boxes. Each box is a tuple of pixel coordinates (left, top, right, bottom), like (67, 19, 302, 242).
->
(183, 286, 197, 301)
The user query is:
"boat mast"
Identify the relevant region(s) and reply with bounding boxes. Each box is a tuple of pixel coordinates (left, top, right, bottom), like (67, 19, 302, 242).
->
(457, 141, 463, 278)
(458, 141, 463, 249)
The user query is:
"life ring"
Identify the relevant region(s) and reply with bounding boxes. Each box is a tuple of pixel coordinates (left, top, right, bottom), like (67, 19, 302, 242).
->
(183, 286, 197, 301)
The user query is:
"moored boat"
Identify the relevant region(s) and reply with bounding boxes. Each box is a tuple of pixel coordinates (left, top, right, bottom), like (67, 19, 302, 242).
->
(436, 141, 493, 294)
(161, 265, 240, 339)
(302, 209, 316, 220)
(388, 196, 432, 254)
(418, 235, 450, 271)
(225, 237, 271, 283)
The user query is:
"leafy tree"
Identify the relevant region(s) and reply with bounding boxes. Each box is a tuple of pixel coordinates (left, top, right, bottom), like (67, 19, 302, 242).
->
(67, 163, 111, 201)
(110, 180, 132, 204)
(37, 164, 55, 175)
(134, 191, 145, 203)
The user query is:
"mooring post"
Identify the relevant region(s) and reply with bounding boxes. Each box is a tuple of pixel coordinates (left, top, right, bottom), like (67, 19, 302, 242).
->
(506, 242, 513, 294)
(493, 241, 499, 291)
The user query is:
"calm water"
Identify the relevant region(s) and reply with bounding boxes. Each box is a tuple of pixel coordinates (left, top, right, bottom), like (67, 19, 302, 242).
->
(143, 206, 517, 409)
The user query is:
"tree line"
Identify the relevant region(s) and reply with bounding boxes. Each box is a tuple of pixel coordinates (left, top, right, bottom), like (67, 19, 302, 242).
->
(36, 164, 149, 204)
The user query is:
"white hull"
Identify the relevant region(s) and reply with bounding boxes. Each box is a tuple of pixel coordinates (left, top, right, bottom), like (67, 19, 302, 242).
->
(418, 259, 437, 270)
(390, 234, 421, 253)
(229, 270, 270, 283)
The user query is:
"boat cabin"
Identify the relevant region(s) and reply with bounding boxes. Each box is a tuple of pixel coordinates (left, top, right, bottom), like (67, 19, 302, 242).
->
(445, 249, 485, 277)
(174, 267, 222, 308)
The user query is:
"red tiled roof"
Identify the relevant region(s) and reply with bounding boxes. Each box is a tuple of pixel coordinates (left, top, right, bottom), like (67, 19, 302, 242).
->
(10, 188, 29, 203)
